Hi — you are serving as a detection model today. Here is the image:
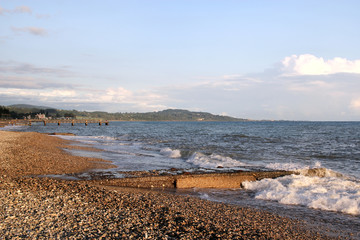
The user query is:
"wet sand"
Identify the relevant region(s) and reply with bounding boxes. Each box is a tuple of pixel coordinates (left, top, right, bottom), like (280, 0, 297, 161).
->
(0, 131, 339, 239)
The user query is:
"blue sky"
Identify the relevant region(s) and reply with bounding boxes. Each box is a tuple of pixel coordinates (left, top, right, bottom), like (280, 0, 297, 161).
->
(1, 0, 360, 120)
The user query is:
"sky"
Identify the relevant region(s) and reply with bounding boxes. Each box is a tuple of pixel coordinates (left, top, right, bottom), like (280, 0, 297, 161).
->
(1, 0, 360, 121)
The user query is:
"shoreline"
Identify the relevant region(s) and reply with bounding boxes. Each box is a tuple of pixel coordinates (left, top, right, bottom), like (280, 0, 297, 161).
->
(0, 131, 340, 239)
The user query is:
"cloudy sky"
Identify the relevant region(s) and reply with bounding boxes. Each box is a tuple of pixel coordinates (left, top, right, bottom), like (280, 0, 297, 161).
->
(1, 1, 360, 120)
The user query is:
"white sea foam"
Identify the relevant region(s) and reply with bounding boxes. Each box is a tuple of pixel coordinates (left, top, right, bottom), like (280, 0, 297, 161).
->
(242, 173, 360, 215)
(266, 161, 344, 178)
(57, 135, 101, 145)
(2, 125, 28, 130)
(160, 147, 181, 158)
(297, 168, 343, 178)
(266, 161, 322, 171)
(92, 135, 118, 141)
(186, 152, 246, 168)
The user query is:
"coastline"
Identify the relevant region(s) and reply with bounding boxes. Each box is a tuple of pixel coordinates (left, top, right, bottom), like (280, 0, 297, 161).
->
(0, 131, 338, 239)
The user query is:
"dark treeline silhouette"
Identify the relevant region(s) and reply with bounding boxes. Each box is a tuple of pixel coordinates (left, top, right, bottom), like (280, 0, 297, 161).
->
(4, 104, 248, 121)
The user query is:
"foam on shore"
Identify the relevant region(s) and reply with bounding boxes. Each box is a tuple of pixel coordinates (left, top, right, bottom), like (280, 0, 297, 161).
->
(242, 170, 360, 215)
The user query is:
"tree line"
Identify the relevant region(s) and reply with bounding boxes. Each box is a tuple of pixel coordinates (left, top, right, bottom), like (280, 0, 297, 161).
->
(0, 106, 11, 119)
(2, 105, 247, 121)
(0, 105, 75, 119)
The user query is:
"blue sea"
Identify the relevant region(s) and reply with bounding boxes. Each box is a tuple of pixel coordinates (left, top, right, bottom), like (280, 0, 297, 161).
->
(6, 121, 360, 237)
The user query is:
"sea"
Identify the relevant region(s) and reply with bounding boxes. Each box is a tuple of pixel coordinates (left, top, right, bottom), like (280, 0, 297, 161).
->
(5, 121, 360, 237)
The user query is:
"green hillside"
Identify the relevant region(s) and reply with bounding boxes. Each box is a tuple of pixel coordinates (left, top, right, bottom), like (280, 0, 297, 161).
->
(4, 104, 248, 121)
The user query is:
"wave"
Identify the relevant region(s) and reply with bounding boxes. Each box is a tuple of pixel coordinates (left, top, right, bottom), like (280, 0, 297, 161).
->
(297, 168, 344, 178)
(56, 135, 102, 145)
(242, 169, 360, 215)
(186, 152, 247, 168)
(265, 161, 344, 178)
(160, 147, 182, 158)
(92, 135, 119, 141)
(2, 125, 28, 130)
(265, 161, 322, 171)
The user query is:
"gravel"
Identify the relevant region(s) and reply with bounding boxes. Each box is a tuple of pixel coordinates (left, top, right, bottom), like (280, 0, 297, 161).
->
(0, 131, 340, 239)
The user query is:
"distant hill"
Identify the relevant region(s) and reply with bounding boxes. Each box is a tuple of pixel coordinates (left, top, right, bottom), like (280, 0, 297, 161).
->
(8, 104, 55, 110)
(121, 109, 246, 121)
(7, 104, 63, 119)
(6, 104, 248, 121)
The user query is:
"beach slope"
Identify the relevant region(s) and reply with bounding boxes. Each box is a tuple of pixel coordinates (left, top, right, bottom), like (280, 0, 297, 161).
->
(0, 131, 334, 239)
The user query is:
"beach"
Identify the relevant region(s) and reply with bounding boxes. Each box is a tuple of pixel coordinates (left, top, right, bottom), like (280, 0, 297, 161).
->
(0, 131, 341, 239)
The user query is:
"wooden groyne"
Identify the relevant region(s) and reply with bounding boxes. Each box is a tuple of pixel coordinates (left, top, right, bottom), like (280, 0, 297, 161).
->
(3, 119, 110, 126)
(1, 119, 28, 126)
(30, 119, 109, 126)
(91, 170, 295, 189)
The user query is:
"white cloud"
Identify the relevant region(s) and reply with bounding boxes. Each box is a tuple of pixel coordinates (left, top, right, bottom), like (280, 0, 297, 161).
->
(14, 6, 32, 14)
(98, 88, 168, 111)
(0, 61, 75, 77)
(106, 87, 133, 101)
(0, 75, 80, 90)
(222, 74, 243, 80)
(36, 14, 50, 19)
(39, 90, 76, 98)
(350, 98, 360, 112)
(0, 5, 32, 15)
(0, 85, 170, 112)
(178, 75, 262, 93)
(0, 88, 76, 99)
(2, 54, 360, 120)
(287, 80, 335, 93)
(11, 27, 47, 36)
(0, 75, 40, 89)
(282, 54, 360, 76)
(0, 59, 169, 112)
(101, 88, 169, 112)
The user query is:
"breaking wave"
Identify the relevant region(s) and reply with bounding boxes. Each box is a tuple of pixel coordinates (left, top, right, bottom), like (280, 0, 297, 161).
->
(160, 147, 182, 158)
(265, 161, 322, 171)
(186, 152, 247, 168)
(242, 168, 360, 215)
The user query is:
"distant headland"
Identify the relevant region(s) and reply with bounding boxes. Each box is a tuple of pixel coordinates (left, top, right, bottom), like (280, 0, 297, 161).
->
(1, 104, 249, 122)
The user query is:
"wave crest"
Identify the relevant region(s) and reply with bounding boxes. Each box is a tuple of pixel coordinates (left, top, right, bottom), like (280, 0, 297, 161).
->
(242, 174, 360, 215)
(160, 147, 181, 158)
(186, 152, 246, 168)
(297, 168, 343, 178)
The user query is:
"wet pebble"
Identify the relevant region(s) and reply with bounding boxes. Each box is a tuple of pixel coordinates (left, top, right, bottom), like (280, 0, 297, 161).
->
(0, 131, 348, 239)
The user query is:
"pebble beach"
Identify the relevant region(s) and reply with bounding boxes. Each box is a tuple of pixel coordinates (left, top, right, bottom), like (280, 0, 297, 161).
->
(0, 131, 340, 239)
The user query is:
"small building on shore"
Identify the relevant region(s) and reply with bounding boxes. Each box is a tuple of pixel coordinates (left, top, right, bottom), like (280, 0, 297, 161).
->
(35, 113, 46, 120)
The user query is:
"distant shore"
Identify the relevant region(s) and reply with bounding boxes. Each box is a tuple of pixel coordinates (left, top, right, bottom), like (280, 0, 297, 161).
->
(0, 130, 336, 239)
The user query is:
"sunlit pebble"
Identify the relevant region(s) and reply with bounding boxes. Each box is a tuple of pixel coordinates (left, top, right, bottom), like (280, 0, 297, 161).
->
(0, 132, 337, 239)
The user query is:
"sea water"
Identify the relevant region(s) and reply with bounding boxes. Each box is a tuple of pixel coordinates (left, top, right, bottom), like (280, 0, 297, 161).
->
(6, 121, 360, 236)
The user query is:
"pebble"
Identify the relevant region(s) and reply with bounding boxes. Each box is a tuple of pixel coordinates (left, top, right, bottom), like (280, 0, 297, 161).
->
(2, 176, 338, 239)
(0, 131, 347, 239)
